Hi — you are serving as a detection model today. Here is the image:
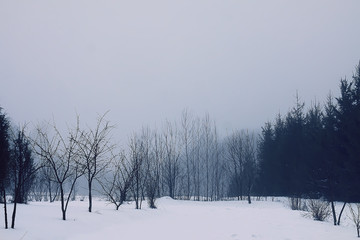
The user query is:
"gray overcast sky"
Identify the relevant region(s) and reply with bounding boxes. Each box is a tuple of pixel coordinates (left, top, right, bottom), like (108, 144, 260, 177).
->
(1, 0, 360, 141)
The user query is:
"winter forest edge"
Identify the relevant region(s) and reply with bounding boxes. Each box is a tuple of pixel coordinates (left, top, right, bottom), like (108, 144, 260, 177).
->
(1, 62, 360, 237)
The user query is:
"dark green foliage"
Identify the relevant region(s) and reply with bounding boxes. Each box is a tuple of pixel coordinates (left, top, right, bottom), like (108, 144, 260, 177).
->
(10, 129, 36, 204)
(335, 64, 360, 202)
(9, 128, 37, 229)
(256, 62, 360, 202)
(0, 108, 10, 229)
(0, 108, 10, 192)
(257, 122, 274, 195)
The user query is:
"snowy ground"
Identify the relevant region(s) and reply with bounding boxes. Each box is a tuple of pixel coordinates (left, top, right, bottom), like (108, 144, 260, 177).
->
(0, 197, 356, 240)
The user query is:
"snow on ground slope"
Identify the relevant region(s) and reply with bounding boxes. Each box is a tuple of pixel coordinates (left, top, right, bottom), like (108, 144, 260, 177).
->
(0, 198, 355, 240)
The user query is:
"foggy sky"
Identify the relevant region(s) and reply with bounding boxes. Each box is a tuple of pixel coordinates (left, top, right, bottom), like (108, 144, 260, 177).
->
(1, 0, 360, 142)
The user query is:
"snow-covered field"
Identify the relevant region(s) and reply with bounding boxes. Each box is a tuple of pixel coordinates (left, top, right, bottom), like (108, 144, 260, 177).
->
(0, 197, 356, 240)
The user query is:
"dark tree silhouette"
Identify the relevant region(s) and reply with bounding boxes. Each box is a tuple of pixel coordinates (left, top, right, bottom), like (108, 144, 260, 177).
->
(0, 108, 10, 229)
(9, 127, 38, 229)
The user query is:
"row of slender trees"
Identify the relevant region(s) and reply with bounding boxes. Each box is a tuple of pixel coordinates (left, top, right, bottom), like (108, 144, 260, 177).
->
(1, 61, 360, 229)
(0, 108, 258, 227)
(87, 111, 257, 210)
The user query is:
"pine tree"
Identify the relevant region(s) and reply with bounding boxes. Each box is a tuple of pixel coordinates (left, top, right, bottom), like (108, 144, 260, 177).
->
(0, 107, 10, 229)
(336, 63, 360, 202)
(304, 101, 323, 197)
(10, 128, 36, 228)
(258, 122, 275, 196)
(284, 94, 306, 197)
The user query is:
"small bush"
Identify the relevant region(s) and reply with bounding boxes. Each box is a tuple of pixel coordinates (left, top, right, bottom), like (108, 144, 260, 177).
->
(348, 203, 360, 238)
(288, 197, 307, 211)
(306, 199, 331, 221)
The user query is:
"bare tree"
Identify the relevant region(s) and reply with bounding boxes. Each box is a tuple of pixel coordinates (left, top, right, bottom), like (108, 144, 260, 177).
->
(191, 117, 203, 201)
(225, 131, 245, 200)
(202, 113, 214, 201)
(243, 131, 257, 204)
(162, 121, 181, 199)
(128, 133, 146, 209)
(99, 151, 135, 210)
(180, 109, 194, 200)
(99, 163, 123, 210)
(29, 170, 48, 201)
(349, 203, 360, 237)
(32, 120, 84, 220)
(40, 163, 59, 202)
(211, 126, 225, 201)
(144, 130, 162, 208)
(328, 201, 347, 226)
(77, 113, 114, 212)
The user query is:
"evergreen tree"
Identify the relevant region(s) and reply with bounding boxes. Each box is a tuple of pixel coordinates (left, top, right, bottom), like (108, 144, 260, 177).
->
(258, 122, 278, 196)
(0, 108, 10, 196)
(0, 107, 10, 229)
(318, 94, 342, 200)
(336, 63, 360, 202)
(9, 128, 36, 228)
(256, 61, 360, 205)
(304, 101, 324, 197)
(272, 114, 287, 196)
(283, 94, 306, 197)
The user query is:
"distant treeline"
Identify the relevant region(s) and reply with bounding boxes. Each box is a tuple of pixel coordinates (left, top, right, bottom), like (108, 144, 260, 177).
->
(257, 62, 360, 203)
(0, 61, 360, 228)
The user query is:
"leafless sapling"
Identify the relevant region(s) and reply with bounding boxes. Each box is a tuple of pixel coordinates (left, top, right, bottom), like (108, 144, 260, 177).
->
(76, 113, 114, 212)
(32, 120, 85, 220)
(99, 151, 136, 210)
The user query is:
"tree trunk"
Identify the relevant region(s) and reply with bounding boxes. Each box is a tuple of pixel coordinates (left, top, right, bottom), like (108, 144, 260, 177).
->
(11, 187, 20, 229)
(120, 191, 126, 206)
(48, 180, 53, 202)
(88, 181, 92, 212)
(337, 202, 346, 225)
(135, 199, 139, 209)
(62, 208, 66, 221)
(331, 201, 337, 226)
(60, 186, 66, 220)
(3, 189, 8, 229)
(186, 156, 190, 200)
(247, 193, 251, 204)
(247, 182, 252, 204)
(10, 201, 16, 229)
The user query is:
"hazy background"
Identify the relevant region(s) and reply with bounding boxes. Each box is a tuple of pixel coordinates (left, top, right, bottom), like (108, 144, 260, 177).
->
(1, 0, 360, 142)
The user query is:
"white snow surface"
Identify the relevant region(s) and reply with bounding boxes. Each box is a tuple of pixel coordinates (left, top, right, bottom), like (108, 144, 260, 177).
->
(0, 197, 355, 240)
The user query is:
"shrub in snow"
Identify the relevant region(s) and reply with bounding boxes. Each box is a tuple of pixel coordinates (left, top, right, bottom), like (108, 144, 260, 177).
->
(306, 199, 331, 221)
(147, 197, 157, 209)
(288, 197, 307, 211)
(348, 203, 360, 237)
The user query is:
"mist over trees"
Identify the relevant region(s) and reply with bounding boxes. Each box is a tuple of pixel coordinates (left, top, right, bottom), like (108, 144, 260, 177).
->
(0, 62, 360, 233)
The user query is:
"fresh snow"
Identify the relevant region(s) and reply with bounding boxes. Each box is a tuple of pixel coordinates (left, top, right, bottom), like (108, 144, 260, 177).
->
(0, 198, 355, 240)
